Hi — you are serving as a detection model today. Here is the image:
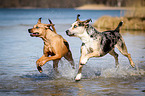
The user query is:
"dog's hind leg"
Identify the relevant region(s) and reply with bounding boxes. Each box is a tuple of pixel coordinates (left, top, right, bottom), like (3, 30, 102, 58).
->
(109, 49, 119, 68)
(64, 50, 75, 69)
(116, 38, 135, 68)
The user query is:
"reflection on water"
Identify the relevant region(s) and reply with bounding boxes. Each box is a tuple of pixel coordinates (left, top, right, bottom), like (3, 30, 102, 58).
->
(0, 9, 145, 96)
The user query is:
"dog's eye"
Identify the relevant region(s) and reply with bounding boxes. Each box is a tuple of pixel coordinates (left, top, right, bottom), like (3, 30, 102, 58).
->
(78, 23, 82, 26)
(74, 25, 77, 28)
(36, 26, 39, 29)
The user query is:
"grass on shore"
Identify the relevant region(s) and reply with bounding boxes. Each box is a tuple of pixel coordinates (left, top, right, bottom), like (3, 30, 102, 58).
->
(93, 16, 145, 31)
(93, 6, 145, 31)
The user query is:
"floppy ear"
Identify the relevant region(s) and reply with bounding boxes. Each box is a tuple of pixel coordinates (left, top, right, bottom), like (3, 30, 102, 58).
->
(76, 14, 80, 21)
(37, 17, 42, 24)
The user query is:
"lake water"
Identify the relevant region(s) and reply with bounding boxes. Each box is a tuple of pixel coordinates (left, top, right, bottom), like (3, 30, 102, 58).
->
(0, 8, 145, 96)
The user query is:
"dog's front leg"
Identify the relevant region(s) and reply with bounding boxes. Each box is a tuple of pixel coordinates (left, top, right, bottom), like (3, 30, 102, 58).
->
(75, 64, 83, 81)
(38, 54, 62, 67)
(75, 53, 94, 81)
(75, 55, 87, 81)
(36, 55, 48, 73)
(36, 55, 47, 64)
(36, 54, 61, 73)
(75, 46, 88, 81)
(80, 51, 101, 64)
(75, 51, 100, 81)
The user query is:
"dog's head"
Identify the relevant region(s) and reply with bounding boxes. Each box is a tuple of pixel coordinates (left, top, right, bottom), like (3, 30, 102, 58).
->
(28, 18, 54, 37)
(66, 14, 92, 37)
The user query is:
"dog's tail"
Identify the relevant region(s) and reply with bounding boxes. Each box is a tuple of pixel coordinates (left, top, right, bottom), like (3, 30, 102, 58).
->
(115, 21, 123, 32)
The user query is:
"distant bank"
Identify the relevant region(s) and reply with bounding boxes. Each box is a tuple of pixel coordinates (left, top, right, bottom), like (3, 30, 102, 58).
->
(75, 4, 127, 10)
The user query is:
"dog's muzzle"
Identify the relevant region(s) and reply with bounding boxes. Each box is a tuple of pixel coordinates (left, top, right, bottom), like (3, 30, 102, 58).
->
(66, 30, 75, 36)
(28, 29, 39, 37)
(28, 29, 31, 33)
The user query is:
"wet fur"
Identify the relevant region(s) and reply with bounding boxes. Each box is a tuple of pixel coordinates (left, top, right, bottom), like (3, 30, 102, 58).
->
(28, 18, 75, 73)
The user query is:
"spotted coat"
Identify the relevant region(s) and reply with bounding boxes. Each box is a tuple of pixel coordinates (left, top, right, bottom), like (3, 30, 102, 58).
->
(84, 25, 122, 55)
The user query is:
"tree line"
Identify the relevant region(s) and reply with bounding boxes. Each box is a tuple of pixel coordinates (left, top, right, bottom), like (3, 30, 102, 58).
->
(0, 0, 144, 8)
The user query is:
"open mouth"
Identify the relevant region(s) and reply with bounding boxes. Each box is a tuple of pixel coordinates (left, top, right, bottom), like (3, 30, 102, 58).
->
(67, 33, 75, 36)
(66, 30, 75, 36)
(30, 32, 39, 37)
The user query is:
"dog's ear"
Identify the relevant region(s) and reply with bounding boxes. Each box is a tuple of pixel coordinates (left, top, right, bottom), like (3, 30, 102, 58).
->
(83, 19, 92, 24)
(48, 19, 57, 33)
(48, 24, 55, 26)
(81, 19, 92, 28)
(44, 24, 55, 29)
(76, 14, 80, 21)
(37, 17, 42, 24)
(48, 19, 53, 24)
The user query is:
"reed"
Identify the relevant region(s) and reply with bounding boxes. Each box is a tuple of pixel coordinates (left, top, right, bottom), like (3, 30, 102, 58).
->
(93, 16, 145, 31)
(93, 0, 145, 31)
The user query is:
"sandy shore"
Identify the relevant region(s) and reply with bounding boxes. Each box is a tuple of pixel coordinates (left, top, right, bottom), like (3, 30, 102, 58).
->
(75, 4, 127, 10)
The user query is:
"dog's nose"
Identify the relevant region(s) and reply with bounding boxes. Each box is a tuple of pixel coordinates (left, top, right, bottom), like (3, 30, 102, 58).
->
(28, 29, 31, 33)
(66, 30, 69, 34)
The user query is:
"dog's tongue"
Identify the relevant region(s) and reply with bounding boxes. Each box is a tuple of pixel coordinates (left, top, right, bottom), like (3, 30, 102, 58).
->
(30, 33, 35, 36)
(30, 33, 38, 36)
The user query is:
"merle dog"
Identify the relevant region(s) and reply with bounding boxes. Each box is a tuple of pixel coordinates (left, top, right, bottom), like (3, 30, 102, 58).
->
(66, 14, 135, 81)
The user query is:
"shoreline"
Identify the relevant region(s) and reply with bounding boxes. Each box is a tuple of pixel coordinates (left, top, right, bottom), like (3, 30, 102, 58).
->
(75, 4, 128, 10)
(0, 4, 129, 10)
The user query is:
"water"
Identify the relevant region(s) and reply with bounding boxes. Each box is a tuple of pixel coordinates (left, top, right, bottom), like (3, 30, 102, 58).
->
(0, 8, 145, 96)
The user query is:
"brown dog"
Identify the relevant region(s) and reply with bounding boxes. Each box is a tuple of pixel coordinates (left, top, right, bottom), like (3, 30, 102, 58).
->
(28, 18, 75, 73)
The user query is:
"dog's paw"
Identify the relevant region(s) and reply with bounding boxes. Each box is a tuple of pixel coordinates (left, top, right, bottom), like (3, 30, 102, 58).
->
(75, 73, 82, 81)
(36, 60, 46, 67)
(37, 66, 43, 73)
(36, 59, 41, 64)
(131, 62, 135, 68)
(80, 57, 88, 64)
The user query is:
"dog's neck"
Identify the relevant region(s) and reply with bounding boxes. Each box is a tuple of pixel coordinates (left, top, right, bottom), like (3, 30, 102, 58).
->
(86, 25, 100, 37)
(78, 25, 100, 43)
(40, 29, 56, 44)
(78, 31, 92, 43)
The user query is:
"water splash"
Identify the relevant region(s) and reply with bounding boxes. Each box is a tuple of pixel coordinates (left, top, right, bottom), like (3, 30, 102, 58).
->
(57, 59, 76, 80)
(83, 62, 145, 79)
(101, 66, 142, 78)
(57, 60, 145, 80)
(22, 59, 145, 81)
